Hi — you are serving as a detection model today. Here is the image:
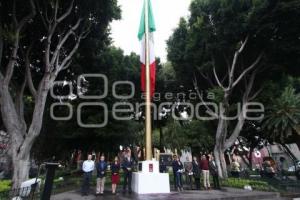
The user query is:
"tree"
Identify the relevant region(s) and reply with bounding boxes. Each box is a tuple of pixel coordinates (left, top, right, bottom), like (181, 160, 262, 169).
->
(194, 39, 263, 178)
(167, 0, 300, 178)
(0, 0, 120, 188)
(169, 0, 265, 178)
(31, 44, 144, 163)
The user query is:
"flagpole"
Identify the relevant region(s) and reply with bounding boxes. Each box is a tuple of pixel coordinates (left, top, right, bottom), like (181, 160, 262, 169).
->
(144, 0, 152, 160)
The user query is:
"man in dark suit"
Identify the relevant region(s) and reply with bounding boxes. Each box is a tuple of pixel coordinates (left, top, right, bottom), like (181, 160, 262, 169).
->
(209, 154, 220, 189)
(172, 155, 183, 191)
(122, 149, 134, 194)
(96, 155, 107, 195)
(192, 156, 201, 190)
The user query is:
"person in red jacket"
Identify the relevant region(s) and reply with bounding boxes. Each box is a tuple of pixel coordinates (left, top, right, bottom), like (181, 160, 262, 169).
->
(200, 155, 210, 190)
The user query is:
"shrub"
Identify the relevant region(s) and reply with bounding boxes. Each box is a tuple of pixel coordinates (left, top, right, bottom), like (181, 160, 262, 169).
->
(221, 178, 277, 192)
(0, 180, 11, 192)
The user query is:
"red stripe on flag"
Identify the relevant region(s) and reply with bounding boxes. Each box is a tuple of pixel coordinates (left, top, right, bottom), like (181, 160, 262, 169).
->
(141, 61, 156, 97)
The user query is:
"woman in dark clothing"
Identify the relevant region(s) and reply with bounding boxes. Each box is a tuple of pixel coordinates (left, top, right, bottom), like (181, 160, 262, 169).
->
(192, 156, 201, 190)
(111, 156, 120, 194)
(172, 156, 184, 191)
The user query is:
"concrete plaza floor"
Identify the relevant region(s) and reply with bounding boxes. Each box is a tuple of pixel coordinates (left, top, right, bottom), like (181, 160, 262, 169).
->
(51, 187, 285, 200)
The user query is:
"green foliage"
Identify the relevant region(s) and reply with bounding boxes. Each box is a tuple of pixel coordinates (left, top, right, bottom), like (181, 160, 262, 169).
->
(207, 86, 224, 103)
(167, 0, 300, 91)
(0, 180, 11, 192)
(163, 120, 214, 151)
(221, 178, 277, 192)
(166, 18, 193, 88)
(157, 62, 176, 84)
(263, 86, 300, 142)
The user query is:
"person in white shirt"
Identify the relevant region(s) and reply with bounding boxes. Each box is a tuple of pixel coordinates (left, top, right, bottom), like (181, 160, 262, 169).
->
(81, 154, 95, 196)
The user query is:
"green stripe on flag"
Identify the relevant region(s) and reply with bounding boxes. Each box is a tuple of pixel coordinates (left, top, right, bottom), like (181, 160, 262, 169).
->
(138, 0, 156, 41)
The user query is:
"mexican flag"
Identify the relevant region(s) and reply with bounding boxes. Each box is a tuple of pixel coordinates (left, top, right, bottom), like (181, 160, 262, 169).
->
(138, 0, 156, 97)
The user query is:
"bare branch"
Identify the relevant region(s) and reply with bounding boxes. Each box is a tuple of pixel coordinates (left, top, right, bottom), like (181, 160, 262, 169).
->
(0, 25, 3, 72)
(232, 52, 264, 88)
(15, 76, 27, 131)
(237, 36, 249, 54)
(44, 0, 71, 72)
(4, 0, 36, 86)
(54, 0, 59, 21)
(244, 70, 256, 100)
(53, 34, 82, 77)
(247, 70, 264, 101)
(211, 56, 227, 88)
(50, 18, 82, 66)
(228, 36, 249, 88)
(25, 45, 37, 98)
(3, 36, 19, 86)
(45, 28, 56, 71)
(44, 1, 51, 23)
(193, 77, 218, 118)
(223, 53, 231, 73)
(199, 71, 214, 87)
(54, 50, 60, 70)
(61, 60, 72, 70)
(213, 67, 225, 90)
(221, 72, 228, 84)
(35, 0, 48, 29)
(57, 0, 74, 23)
(249, 86, 263, 101)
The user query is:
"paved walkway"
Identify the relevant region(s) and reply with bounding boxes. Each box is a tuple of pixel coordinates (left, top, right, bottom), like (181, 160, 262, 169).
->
(51, 188, 283, 200)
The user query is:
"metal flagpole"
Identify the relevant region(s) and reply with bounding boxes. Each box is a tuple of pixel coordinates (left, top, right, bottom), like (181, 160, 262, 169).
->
(144, 0, 152, 160)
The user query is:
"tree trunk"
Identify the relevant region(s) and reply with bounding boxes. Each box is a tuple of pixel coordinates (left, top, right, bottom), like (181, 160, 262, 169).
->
(214, 100, 229, 178)
(214, 145, 227, 178)
(12, 154, 30, 189)
(0, 79, 50, 188)
(7, 127, 32, 188)
(214, 120, 228, 178)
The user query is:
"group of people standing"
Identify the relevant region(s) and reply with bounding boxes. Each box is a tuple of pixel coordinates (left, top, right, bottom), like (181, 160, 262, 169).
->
(81, 150, 134, 196)
(81, 150, 221, 196)
(172, 153, 221, 191)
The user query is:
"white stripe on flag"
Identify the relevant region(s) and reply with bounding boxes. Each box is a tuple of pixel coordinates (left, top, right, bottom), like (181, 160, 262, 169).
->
(140, 33, 155, 65)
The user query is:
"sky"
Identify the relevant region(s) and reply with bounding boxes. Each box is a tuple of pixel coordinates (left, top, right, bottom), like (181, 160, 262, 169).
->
(110, 0, 191, 63)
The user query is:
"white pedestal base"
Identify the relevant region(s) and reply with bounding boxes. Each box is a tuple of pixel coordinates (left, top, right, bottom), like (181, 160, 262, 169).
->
(131, 172, 170, 194)
(131, 160, 170, 194)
